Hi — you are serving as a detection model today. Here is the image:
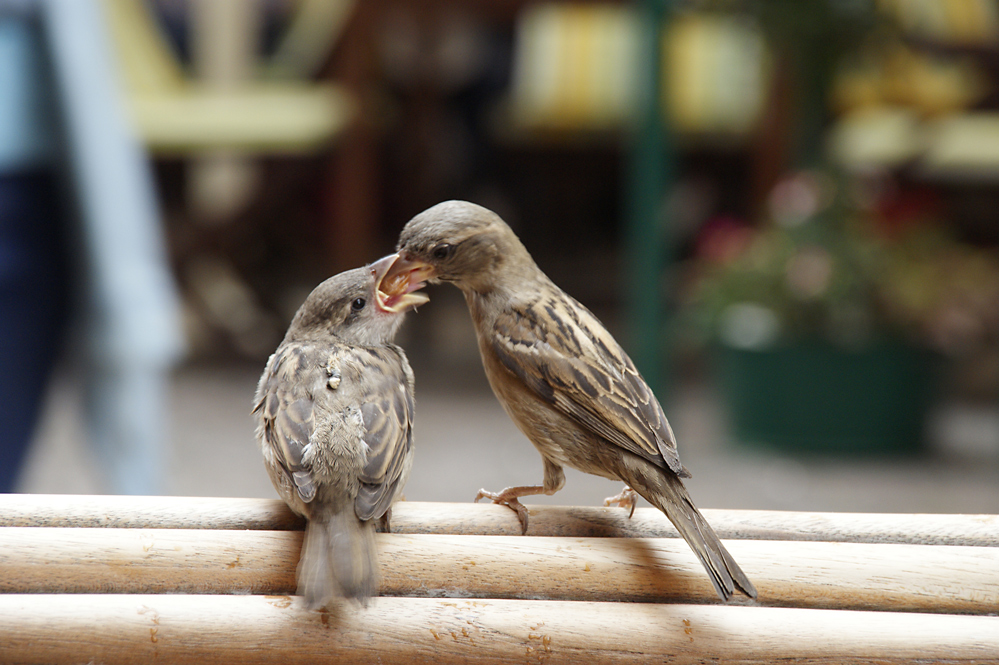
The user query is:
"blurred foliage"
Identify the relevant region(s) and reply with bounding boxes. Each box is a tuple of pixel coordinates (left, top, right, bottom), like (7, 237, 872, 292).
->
(683, 170, 999, 356)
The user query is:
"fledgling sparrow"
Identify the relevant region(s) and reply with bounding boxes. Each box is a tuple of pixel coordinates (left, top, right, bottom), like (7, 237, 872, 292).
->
(388, 201, 756, 602)
(253, 255, 428, 608)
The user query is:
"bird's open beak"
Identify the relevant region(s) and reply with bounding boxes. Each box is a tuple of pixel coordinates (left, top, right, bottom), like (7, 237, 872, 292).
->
(370, 253, 432, 313)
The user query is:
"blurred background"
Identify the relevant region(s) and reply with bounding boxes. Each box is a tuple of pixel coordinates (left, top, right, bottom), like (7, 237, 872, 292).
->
(4, 0, 998, 514)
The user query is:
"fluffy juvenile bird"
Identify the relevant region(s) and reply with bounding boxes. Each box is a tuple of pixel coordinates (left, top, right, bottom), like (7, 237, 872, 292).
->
(390, 201, 756, 602)
(253, 255, 428, 608)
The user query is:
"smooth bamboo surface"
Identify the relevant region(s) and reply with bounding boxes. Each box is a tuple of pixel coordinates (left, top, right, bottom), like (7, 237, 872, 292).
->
(0, 494, 304, 530)
(2, 527, 997, 614)
(2, 494, 997, 546)
(2, 594, 998, 665)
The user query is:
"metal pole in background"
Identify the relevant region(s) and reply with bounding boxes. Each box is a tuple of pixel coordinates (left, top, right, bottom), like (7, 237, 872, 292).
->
(625, 0, 672, 396)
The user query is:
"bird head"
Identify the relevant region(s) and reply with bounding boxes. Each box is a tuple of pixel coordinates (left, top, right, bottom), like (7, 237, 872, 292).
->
(389, 200, 533, 295)
(286, 254, 428, 345)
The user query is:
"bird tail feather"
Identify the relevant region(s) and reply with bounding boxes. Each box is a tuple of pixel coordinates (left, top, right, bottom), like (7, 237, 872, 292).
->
(621, 463, 757, 602)
(298, 511, 377, 608)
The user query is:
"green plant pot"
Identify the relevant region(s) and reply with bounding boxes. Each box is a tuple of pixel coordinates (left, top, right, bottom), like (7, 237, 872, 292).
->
(714, 343, 938, 454)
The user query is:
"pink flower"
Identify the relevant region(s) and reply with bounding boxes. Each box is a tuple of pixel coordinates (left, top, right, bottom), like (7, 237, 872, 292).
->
(697, 217, 754, 264)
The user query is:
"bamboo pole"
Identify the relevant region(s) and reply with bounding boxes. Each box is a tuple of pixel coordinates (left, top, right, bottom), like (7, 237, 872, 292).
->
(2, 495, 996, 546)
(1, 594, 997, 665)
(390, 502, 999, 547)
(1, 527, 996, 614)
(0, 494, 304, 530)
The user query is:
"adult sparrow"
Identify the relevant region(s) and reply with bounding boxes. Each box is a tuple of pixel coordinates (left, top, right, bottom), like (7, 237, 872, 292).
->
(389, 201, 756, 602)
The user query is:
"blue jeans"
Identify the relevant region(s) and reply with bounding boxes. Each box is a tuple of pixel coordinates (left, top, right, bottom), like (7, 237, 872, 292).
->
(0, 171, 69, 492)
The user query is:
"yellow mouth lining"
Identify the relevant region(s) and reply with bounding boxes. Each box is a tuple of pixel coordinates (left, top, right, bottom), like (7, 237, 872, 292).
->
(375, 260, 430, 313)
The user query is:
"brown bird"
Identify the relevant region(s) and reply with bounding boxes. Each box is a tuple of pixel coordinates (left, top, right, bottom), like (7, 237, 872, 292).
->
(390, 200, 756, 602)
(253, 255, 428, 607)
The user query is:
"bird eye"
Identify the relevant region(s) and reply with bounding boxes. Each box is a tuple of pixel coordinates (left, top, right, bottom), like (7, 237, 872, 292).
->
(432, 243, 453, 260)
(351, 297, 366, 311)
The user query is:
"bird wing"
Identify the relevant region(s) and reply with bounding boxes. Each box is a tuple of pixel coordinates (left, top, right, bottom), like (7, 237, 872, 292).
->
(254, 343, 415, 519)
(253, 343, 322, 504)
(489, 293, 688, 477)
(351, 346, 416, 521)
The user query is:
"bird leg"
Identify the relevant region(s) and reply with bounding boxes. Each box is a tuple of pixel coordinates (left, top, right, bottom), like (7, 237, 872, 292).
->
(476, 459, 565, 534)
(377, 506, 393, 533)
(475, 485, 544, 534)
(604, 486, 638, 518)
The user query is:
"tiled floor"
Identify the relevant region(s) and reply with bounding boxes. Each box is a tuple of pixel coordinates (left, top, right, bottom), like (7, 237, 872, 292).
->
(18, 354, 999, 516)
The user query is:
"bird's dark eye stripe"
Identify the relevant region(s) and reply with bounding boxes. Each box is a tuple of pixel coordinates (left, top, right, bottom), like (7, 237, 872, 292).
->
(352, 297, 366, 311)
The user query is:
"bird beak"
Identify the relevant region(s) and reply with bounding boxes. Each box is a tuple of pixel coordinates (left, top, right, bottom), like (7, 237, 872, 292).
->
(371, 253, 431, 313)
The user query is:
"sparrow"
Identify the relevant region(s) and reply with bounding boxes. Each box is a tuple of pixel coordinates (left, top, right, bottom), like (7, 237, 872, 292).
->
(388, 200, 756, 602)
(253, 255, 428, 608)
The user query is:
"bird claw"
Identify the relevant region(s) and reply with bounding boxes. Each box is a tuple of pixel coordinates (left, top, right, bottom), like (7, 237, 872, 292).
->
(475, 488, 530, 534)
(604, 486, 638, 519)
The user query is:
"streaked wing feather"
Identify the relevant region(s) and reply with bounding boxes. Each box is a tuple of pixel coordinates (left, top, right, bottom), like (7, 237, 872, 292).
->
(258, 345, 320, 502)
(352, 347, 415, 521)
(491, 294, 686, 476)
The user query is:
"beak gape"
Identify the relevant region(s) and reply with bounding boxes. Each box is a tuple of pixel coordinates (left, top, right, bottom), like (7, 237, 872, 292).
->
(370, 253, 432, 313)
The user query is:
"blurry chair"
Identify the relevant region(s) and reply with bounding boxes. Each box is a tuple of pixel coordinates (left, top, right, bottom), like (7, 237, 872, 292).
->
(100, 0, 360, 355)
(508, 4, 769, 139)
(102, 0, 355, 157)
(103, 0, 356, 222)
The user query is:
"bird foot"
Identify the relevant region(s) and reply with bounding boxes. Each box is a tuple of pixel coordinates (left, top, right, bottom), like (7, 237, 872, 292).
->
(475, 488, 531, 534)
(604, 486, 638, 518)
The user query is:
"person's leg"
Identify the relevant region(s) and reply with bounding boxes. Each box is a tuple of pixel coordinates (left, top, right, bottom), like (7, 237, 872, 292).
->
(0, 171, 69, 492)
(83, 363, 169, 495)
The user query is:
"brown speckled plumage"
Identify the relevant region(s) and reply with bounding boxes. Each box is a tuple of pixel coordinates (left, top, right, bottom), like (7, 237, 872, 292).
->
(396, 200, 756, 602)
(253, 264, 415, 608)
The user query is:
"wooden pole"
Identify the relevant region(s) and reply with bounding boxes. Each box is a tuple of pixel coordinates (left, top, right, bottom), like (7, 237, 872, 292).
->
(0, 494, 304, 530)
(2, 495, 996, 547)
(1, 527, 996, 614)
(2, 594, 998, 665)
(389, 502, 999, 547)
